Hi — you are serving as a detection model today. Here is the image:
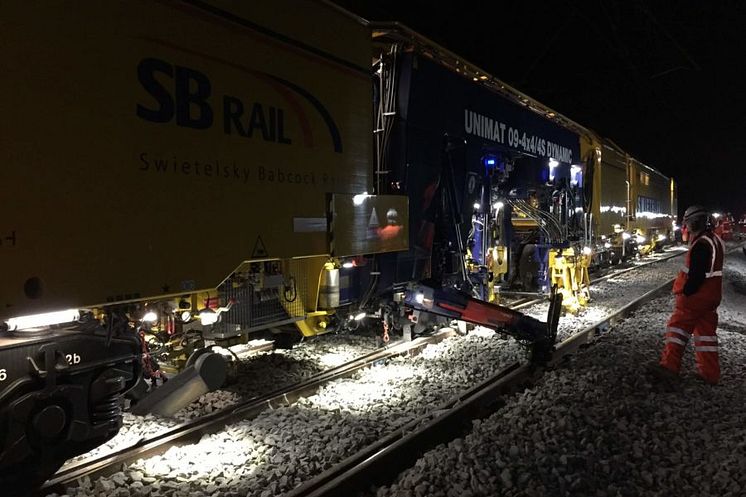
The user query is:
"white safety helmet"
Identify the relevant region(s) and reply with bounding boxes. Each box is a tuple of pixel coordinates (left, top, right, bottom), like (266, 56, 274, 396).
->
(682, 205, 708, 232)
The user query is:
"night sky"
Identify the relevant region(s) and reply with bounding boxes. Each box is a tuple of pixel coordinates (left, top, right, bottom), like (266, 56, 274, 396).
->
(335, 0, 746, 218)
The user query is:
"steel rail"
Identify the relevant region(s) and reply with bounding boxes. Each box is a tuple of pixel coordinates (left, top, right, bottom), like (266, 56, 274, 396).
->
(285, 242, 744, 497)
(41, 330, 458, 493)
(589, 248, 685, 285)
(42, 245, 696, 493)
(45, 282, 551, 492)
(285, 277, 679, 497)
(510, 247, 685, 310)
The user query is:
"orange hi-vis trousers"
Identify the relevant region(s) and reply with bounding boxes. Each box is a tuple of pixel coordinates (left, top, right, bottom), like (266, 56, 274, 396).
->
(660, 306, 720, 384)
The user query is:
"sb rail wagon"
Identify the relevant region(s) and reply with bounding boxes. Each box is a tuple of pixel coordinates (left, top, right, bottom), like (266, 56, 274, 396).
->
(0, 0, 676, 490)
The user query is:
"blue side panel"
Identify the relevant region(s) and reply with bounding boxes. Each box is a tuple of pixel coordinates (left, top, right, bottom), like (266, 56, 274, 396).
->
(383, 54, 580, 288)
(406, 56, 580, 165)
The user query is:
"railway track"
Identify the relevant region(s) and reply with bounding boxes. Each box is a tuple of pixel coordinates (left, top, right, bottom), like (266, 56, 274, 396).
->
(287, 243, 743, 497)
(40, 330, 458, 494)
(284, 278, 677, 497)
(41, 247, 688, 495)
(509, 246, 685, 310)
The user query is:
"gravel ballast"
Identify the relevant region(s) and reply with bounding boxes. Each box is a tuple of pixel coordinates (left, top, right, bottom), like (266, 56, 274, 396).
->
(524, 250, 685, 341)
(64, 333, 379, 465)
(50, 250, 690, 497)
(370, 249, 746, 497)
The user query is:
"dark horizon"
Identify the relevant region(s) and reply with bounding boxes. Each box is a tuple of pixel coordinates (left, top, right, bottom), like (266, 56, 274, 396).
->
(335, 0, 746, 219)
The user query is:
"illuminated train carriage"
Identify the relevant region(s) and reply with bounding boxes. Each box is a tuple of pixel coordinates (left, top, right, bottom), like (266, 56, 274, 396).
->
(628, 157, 677, 252)
(0, 1, 407, 489)
(370, 25, 595, 313)
(593, 140, 676, 263)
(0, 1, 678, 490)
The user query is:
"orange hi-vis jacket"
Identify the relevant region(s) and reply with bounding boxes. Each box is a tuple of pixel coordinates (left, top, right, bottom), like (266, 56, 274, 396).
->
(672, 231, 724, 311)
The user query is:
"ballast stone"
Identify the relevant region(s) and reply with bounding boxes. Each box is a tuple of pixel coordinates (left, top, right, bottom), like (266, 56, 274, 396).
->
(58, 251, 693, 497)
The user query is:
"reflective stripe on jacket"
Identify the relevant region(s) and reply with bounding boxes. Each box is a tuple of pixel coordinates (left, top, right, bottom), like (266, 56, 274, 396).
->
(673, 231, 724, 310)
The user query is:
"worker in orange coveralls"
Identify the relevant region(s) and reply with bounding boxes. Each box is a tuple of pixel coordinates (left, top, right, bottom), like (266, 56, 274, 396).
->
(657, 205, 724, 384)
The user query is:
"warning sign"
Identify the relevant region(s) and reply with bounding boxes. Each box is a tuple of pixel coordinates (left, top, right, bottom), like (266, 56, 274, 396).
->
(251, 236, 268, 258)
(368, 209, 379, 228)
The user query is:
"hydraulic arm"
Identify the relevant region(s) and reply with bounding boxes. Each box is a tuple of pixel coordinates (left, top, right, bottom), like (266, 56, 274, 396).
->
(403, 283, 562, 363)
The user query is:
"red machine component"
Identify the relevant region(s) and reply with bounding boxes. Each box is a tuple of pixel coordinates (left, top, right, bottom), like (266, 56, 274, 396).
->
(403, 283, 562, 363)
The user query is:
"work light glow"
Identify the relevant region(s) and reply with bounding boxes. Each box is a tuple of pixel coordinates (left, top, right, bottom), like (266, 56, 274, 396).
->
(199, 309, 220, 326)
(6, 309, 80, 330)
(548, 158, 559, 181)
(142, 311, 158, 323)
(353, 192, 370, 206)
